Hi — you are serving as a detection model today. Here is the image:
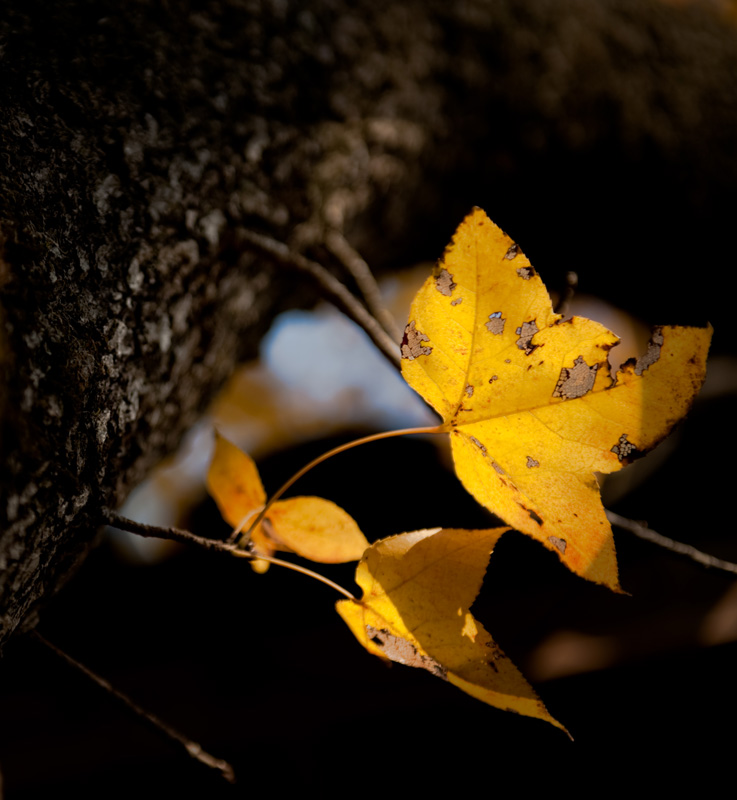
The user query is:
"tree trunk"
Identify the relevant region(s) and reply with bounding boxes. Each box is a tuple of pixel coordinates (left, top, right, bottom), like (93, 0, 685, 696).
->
(1, 0, 735, 650)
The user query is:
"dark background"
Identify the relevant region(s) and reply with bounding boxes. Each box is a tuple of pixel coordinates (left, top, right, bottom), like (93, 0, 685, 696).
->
(2, 0, 737, 795)
(2, 415, 736, 795)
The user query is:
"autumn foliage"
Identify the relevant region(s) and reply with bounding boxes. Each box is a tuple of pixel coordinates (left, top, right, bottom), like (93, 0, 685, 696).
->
(207, 208, 711, 730)
(401, 208, 711, 590)
(207, 432, 368, 571)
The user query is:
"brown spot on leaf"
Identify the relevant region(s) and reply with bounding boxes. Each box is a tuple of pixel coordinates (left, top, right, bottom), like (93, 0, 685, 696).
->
(485, 311, 505, 335)
(488, 375, 498, 383)
(469, 436, 487, 456)
(484, 644, 501, 672)
(451, 297, 463, 306)
(528, 509, 543, 525)
(515, 320, 539, 354)
(548, 536, 567, 554)
(611, 434, 636, 461)
(366, 626, 447, 680)
(464, 384, 474, 397)
(526, 456, 539, 468)
(492, 461, 506, 475)
(505, 243, 519, 260)
(504, 358, 511, 364)
(435, 268, 456, 297)
(516, 267, 534, 280)
(486, 641, 503, 660)
(635, 327, 665, 375)
(552, 355, 598, 399)
(401, 321, 432, 360)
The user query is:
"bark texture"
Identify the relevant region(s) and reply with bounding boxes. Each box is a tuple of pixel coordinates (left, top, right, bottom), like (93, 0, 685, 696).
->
(1, 0, 736, 650)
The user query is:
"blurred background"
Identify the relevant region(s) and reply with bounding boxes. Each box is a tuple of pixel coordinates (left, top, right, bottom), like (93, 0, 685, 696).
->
(2, 0, 737, 794)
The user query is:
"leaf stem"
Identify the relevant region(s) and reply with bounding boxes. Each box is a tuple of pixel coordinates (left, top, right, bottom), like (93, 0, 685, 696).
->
(32, 631, 236, 784)
(238, 425, 444, 546)
(230, 550, 357, 600)
(606, 510, 737, 575)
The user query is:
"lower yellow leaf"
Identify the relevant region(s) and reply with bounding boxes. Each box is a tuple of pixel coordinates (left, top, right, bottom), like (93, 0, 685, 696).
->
(206, 434, 368, 566)
(207, 432, 266, 531)
(336, 527, 567, 732)
(266, 497, 369, 563)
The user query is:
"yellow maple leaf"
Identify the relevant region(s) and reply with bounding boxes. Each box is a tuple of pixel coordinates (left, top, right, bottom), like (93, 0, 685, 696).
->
(337, 526, 566, 731)
(401, 207, 712, 590)
(207, 433, 369, 568)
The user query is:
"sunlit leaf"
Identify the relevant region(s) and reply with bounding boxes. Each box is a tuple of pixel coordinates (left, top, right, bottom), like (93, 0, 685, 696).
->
(266, 496, 368, 563)
(207, 432, 266, 530)
(337, 526, 566, 731)
(401, 207, 712, 589)
(207, 433, 368, 565)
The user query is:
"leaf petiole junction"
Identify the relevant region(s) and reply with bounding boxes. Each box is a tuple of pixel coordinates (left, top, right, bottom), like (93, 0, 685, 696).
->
(236, 424, 445, 548)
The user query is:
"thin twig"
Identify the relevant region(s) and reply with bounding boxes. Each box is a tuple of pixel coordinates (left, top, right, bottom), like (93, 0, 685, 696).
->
(325, 229, 404, 343)
(606, 510, 737, 575)
(104, 510, 241, 555)
(32, 632, 237, 785)
(239, 229, 401, 370)
(105, 511, 356, 599)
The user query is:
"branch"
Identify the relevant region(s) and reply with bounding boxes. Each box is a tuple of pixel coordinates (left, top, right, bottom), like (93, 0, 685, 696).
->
(238, 230, 401, 370)
(105, 511, 357, 599)
(325, 229, 404, 343)
(607, 510, 737, 576)
(104, 511, 241, 555)
(32, 632, 236, 785)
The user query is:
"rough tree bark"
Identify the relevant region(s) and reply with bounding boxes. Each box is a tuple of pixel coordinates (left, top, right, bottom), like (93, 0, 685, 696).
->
(1, 0, 735, 651)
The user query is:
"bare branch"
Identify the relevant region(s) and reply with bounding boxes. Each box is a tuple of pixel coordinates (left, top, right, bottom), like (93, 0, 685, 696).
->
(607, 510, 737, 576)
(239, 230, 401, 370)
(104, 511, 241, 555)
(107, 511, 356, 599)
(32, 632, 236, 785)
(325, 229, 404, 343)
